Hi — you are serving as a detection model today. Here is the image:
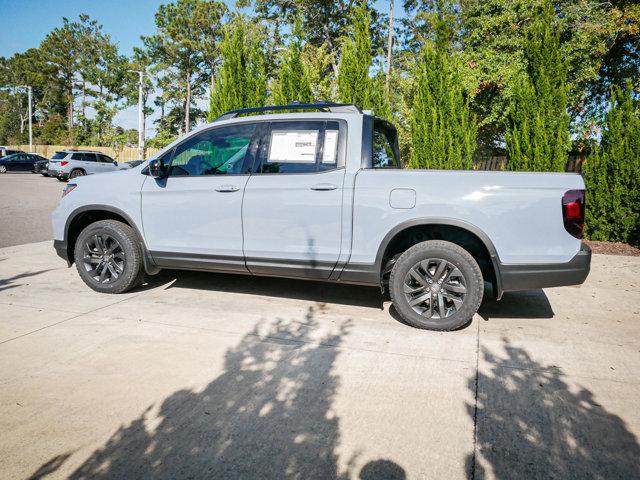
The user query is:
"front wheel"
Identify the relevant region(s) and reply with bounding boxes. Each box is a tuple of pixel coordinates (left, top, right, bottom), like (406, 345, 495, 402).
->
(389, 240, 483, 331)
(74, 220, 144, 294)
(0, 165, 6, 173)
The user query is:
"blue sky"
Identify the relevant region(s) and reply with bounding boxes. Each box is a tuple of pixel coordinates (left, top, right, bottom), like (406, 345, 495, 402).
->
(0, 0, 400, 134)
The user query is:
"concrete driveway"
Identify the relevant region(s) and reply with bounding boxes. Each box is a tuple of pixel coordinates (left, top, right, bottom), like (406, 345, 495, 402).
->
(0, 175, 639, 479)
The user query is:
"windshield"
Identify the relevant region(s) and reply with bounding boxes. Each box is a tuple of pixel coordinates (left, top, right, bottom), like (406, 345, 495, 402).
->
(51, 152, 66, 160)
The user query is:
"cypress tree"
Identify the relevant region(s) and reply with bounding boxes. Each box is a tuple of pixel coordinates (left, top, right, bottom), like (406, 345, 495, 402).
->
(273, 19, 313, 105)
(583, 85, 640, 244)
(505, 0, 570, 172)
(409, 10, 476, 170)
(337, 0, 373, 108)
(208, 17, 267, 121)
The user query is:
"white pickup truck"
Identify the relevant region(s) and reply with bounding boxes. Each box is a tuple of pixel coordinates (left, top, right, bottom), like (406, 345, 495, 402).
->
(52, 103, 591, 330)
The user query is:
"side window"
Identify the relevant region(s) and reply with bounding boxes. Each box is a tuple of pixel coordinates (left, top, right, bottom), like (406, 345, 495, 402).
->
(71, 153, 83, 161)
(257, 121, 342, 174)
(98, 154, 114, 163)
(372, 120, 400, 169)
(83, 153, 97, 162)
(169, 123, 256, 177)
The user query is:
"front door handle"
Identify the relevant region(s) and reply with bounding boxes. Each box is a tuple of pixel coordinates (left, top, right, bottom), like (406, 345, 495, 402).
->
(310, 183, 338, 191)
(215, 184, 240, 192)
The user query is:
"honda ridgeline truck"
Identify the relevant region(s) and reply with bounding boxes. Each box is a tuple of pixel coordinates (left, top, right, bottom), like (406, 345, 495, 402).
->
(52, 103, 591, 330)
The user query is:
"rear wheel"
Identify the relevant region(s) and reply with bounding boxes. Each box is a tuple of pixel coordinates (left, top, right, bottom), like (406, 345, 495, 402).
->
(74, 220, 144, 294)
(69, 169, 85, 179)
(389, 240, 483, 331)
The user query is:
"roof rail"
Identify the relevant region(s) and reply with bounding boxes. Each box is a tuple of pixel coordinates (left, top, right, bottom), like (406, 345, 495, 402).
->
(214, 101, 362, 121)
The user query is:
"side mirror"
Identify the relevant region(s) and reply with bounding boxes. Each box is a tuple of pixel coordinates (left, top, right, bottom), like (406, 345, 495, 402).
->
(113, 161, 118, 166)
(148, 159, 167, 178)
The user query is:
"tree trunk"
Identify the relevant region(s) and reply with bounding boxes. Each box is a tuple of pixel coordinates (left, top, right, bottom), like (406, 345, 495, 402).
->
(386, 0, 394, 91)
(185, 69, 191, 134)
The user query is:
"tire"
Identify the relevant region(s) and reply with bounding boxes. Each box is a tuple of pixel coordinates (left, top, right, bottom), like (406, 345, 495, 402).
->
(389, 240, 483, 331)
(74, 220, 145, 294)
(69, 169, 85, 179)
(0, 165, 6, 174)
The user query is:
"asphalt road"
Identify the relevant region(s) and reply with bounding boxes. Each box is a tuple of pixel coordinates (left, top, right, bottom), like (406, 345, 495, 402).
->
(0, 173, 64, 247)
(0, 173, 639, 479)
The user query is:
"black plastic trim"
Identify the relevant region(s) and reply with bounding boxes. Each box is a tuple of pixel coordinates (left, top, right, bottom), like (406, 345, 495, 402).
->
(53, 239, 70, 265)
(151, 251, 247, 273)
(246, 257, 338, 280)
(499, 243, 591, 292)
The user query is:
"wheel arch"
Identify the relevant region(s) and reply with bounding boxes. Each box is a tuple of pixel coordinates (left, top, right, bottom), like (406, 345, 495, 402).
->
(64, 205, 159, 275)
(376, 218, 503, 299)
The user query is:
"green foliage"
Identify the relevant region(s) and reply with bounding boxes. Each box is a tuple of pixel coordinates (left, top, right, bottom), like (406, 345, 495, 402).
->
(208, 16, 267, 121)
(337, 0, 374, 108)
(272, 19, 313, 105)
(505, 0, 570, 172)
(408, 8, 476, 170)
(144, 0, 228, 133)
(583, 85, 640, 245)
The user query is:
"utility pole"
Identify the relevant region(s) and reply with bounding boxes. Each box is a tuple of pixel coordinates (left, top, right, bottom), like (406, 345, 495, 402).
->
(386, 0, 395, 91)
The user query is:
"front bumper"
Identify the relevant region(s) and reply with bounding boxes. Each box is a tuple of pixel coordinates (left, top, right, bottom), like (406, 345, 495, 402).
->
(499, 243, 592, 293)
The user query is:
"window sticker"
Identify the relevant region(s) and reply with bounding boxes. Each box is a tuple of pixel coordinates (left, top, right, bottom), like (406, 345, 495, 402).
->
(322, 130, 339, 164)
(268, 130, 318, 163)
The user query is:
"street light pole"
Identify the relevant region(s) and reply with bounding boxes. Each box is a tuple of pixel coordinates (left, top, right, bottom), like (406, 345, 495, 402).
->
(26, 86, 32, 152)
(137, 71, 144, 160)
(128, 70, 146, 160)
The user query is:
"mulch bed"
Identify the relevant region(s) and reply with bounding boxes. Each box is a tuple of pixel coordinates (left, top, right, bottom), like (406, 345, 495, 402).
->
(584, 240, 640, 256)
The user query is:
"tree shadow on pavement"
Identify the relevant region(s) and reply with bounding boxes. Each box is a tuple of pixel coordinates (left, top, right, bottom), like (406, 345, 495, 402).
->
(136, 269, 383, 309)
(29, 306, 405, 479)
(0, 269, 54, 293)
(468, 339, 640, 479)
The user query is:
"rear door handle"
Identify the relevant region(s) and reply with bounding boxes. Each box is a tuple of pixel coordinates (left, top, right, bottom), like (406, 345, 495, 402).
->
(215, 184, 240, 192)
(310, 183, 338, 191)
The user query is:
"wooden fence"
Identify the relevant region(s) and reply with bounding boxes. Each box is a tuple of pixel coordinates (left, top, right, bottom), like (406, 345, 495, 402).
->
(8, 145, 161, 161)
(474, 155, 586, 173)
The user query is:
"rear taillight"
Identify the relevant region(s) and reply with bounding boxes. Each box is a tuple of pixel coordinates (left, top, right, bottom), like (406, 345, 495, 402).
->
(562, 189, 585, 239)
(60, 161, 68, 166)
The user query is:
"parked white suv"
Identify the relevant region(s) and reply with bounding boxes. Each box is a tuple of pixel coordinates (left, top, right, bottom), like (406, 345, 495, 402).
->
(48, 150, 125, 181)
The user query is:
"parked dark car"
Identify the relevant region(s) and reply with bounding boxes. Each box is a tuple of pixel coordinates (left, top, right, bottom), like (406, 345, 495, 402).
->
(0, 153, 46, 173)
(33, 157, 50, 175)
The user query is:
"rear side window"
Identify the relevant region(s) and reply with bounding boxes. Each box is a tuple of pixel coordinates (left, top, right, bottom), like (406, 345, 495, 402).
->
(256, 120, 343, 174)
(51, 152, 66, 160)
(169, 123, 257, 176)
(372, 119, 400, 169)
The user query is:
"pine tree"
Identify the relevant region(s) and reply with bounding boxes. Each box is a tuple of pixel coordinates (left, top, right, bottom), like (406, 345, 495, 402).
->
(505, 0, 570, 172)
(409, 9, 476, 170)
(583, 85, 640, 244)
(273, 19, 313, 105)
(337, 0, 373, 109)
(208, 17, 267, 121)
